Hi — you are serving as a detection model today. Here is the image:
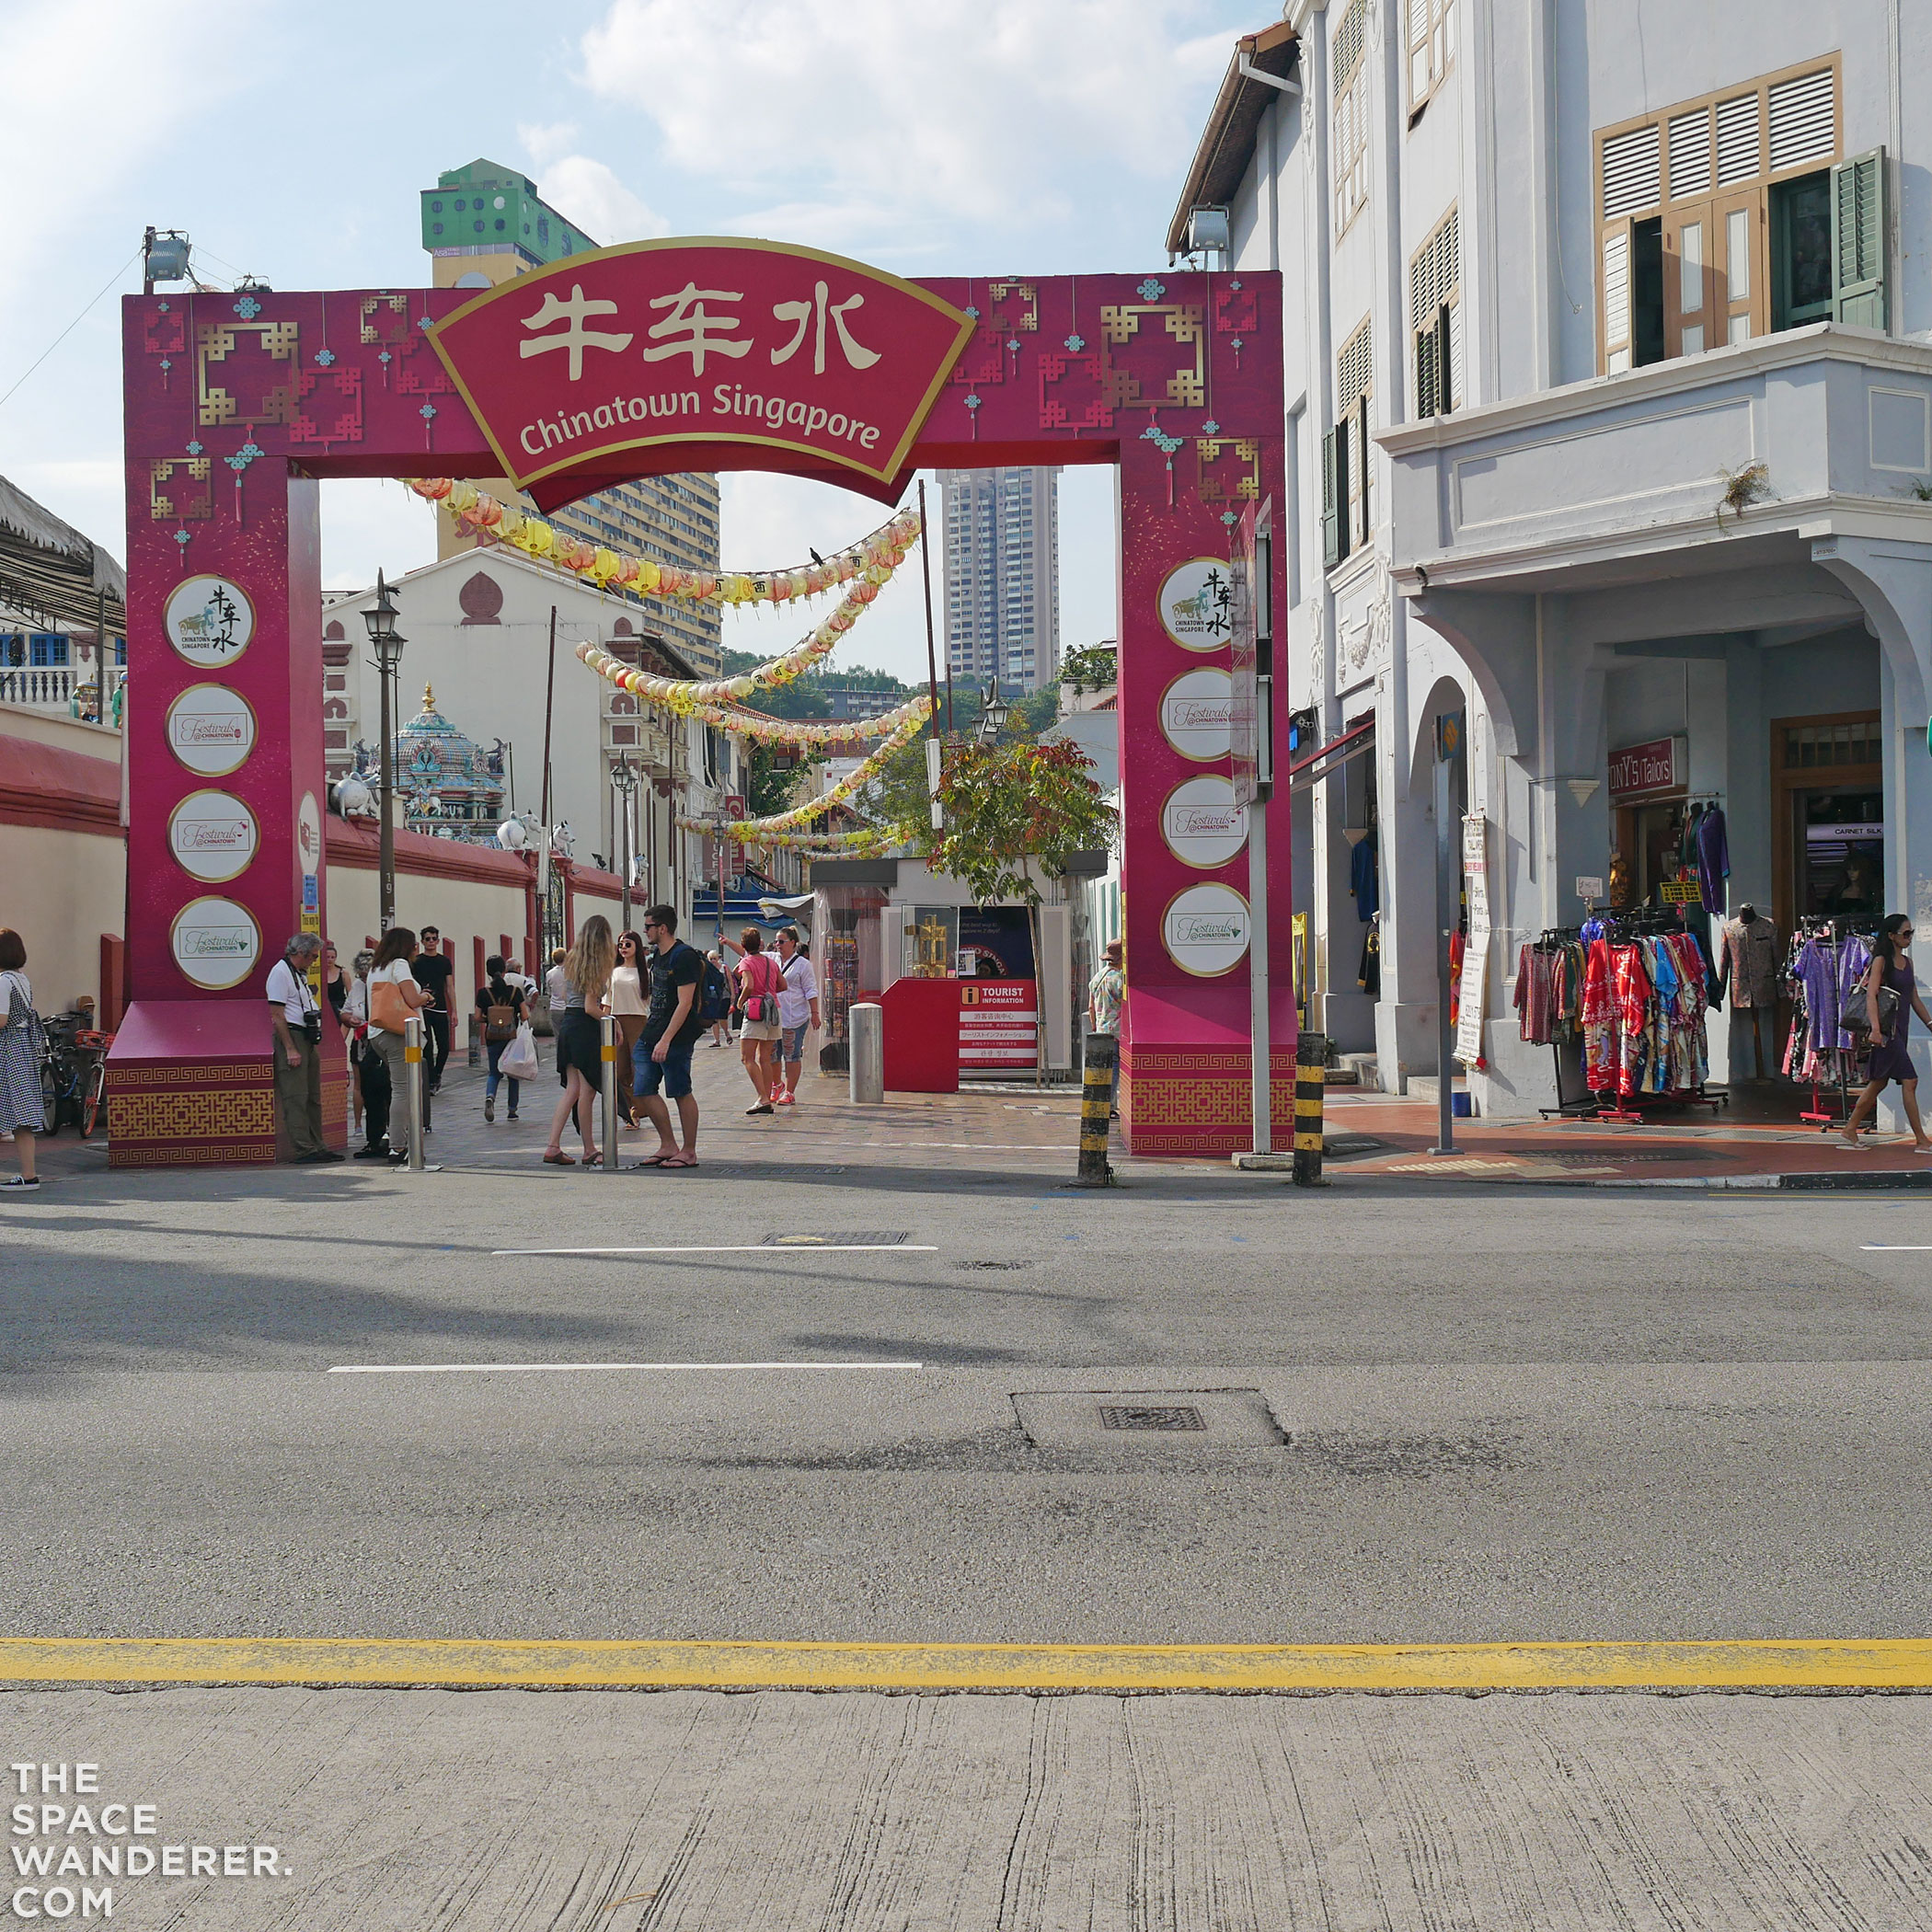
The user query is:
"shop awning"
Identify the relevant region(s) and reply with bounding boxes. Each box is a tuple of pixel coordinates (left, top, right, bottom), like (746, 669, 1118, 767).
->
(1284, 718, 1374, 794)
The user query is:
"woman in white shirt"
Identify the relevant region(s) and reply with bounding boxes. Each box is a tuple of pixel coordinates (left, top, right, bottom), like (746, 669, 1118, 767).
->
(609, 929, 650, 1127)
(363, 927, 431, 1161)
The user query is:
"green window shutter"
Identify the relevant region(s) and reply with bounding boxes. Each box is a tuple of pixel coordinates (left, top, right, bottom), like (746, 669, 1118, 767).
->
(1832, 148, 1887, 330)
(1415, 316, 1440, 419)
(1321, 425, 1343, 567)
(1436, 302, 1455, 413)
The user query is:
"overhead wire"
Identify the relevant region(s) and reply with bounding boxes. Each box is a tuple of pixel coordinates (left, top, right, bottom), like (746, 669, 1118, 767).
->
(0, 245, 144, 415)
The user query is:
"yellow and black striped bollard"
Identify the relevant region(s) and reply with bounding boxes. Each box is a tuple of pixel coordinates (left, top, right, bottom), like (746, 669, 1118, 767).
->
(1292, 1030, 1328, 1186)
(1073, 1033, 1118, 1188)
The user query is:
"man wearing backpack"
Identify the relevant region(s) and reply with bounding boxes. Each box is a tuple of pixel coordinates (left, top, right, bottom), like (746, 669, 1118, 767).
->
(477, 955, 527, 1122)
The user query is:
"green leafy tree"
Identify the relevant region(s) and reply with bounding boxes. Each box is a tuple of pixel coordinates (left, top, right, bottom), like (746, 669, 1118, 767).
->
(928, 739, 1117, 1082)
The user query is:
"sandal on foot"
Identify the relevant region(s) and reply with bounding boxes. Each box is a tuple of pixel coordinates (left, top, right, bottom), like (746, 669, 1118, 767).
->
(658, 1153, 699, 1168)
(542, 1151, 577, 1166)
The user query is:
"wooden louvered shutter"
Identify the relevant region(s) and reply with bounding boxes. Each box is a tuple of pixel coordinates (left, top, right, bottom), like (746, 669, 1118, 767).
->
(1832, 149, 1887, 331)
(1321, 425, 1343, 568)
(1601, 219, 1635, 373)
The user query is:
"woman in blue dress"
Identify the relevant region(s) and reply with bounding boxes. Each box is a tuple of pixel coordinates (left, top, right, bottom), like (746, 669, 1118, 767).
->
(1840, 914, 1932, 1150)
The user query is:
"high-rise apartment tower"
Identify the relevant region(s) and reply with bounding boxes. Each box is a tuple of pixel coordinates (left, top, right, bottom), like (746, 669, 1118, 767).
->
(938, 467, 1061, 695)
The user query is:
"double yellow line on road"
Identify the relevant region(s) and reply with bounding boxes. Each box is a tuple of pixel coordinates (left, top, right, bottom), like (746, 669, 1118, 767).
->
(3, 1638, 1928, 1691)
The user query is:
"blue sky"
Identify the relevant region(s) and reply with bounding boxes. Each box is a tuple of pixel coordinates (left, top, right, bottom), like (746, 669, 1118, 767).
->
(0, 0, 1263, 681)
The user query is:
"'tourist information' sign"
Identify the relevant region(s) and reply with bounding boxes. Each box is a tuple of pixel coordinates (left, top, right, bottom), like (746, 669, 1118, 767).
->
(428, 239, 975, 494)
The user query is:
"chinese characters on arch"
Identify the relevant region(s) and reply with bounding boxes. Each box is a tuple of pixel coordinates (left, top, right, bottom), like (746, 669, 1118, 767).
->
(431, 240, 974, 495)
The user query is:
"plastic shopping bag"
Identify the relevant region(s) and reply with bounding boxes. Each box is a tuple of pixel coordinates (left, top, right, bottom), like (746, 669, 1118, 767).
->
(499, 1022, 540, 1082)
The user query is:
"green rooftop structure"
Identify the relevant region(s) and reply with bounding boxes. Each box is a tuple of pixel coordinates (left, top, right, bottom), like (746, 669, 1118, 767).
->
(420, 159, 599, 270)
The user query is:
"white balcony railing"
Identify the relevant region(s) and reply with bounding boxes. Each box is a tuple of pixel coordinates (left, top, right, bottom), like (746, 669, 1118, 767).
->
(0, 664, 125, 717)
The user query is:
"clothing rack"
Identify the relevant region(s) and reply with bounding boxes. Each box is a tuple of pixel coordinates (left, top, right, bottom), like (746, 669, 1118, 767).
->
(1531, 924, 1601, 1119)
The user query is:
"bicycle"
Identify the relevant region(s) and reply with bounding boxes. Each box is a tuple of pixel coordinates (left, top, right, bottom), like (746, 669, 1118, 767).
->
(36, 1018, 112, 1137)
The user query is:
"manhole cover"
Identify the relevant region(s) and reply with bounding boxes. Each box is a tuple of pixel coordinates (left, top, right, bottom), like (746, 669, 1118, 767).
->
(956, 1259, 1029, 1271)
(1012, 1388, 1284, 1447)
(1101, 1404, 1205, 1432)
(763, 1231, 909, 1247)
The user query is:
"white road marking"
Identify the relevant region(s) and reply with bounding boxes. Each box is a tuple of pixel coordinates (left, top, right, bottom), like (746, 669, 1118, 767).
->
(328, 1361, 925, 1374)
(490, 1243, 939, 1256)
(1860, 1243, 1932, 1250)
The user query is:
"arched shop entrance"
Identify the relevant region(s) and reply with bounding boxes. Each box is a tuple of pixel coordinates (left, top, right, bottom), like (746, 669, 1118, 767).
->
(114, 240, 1286, 1165)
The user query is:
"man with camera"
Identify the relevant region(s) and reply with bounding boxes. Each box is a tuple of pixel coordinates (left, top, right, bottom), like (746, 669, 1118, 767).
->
(267, 933, 341, 1164)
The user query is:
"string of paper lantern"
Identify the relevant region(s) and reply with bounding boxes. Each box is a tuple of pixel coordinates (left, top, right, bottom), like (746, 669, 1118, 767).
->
(572, 534, 915, 710)
(404, 478, 919, 610)
(678, 707, 926, 844)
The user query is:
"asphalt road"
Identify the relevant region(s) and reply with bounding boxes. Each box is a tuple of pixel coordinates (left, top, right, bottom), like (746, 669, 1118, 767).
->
(6, 1142, 1932, 1642)
(12, 1089, 1932, 1926)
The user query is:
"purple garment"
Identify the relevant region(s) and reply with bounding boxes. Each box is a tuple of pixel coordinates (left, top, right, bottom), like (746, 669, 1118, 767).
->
(1797, 941, 1841, 1057)
(1695, 806, 1729, 915)
(1835, 937, 1873, 1052)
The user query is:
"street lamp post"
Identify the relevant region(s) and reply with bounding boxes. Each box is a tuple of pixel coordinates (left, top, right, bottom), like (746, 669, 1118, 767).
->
(978, 671, 1011, 742)
(362, 570, 406, 932)
(610, 752, 640, 930)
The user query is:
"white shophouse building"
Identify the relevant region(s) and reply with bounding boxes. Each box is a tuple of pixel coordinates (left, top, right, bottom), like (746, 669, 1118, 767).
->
(1174, 3, 1932, 1114)
(322, 548, 763, 922)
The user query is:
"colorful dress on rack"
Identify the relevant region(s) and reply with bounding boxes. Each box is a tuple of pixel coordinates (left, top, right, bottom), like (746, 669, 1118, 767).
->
(1582, 939, 1616, 1091)
(1611, 943, 1653, 1097)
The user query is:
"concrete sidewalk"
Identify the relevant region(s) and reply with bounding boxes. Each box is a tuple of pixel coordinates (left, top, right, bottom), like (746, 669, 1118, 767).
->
(5, 1684, 1926, 1931)
(34, 1047, 1932, 1191)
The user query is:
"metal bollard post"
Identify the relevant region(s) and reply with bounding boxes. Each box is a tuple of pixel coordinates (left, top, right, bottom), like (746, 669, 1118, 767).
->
(1071, 1031, 1117, 1188)
(1292, 1029, 1328, 1186)
(403, 1014, 427, 1172)
(848, 1002, 884, 1105)
(600, 1013, 621, 1170)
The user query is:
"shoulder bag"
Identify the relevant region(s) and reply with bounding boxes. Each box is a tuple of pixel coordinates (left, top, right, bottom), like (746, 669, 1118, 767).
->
(741, 953, 779, 1024)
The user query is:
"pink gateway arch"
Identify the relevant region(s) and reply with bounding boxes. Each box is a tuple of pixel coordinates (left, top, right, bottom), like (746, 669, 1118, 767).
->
(116, 239, 1289, 1164)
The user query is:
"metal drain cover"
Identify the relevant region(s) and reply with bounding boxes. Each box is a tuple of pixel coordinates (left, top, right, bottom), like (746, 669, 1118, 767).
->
(1012, 1388, 1283, 1448)
(1101, 1404, 1205, 1432)
(763, 1231, 909, 1247)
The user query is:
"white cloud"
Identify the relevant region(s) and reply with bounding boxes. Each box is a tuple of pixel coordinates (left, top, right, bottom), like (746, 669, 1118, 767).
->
(578, 0, 1235, 232)
(536, 155, 670, 246)
(0, 0, 257, 264)
(517, 122, 668, 246)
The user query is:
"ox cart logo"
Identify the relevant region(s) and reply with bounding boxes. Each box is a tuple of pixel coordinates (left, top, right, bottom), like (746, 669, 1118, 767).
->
(165, 577, 255, 668)
(1158, 558, 1235, 652)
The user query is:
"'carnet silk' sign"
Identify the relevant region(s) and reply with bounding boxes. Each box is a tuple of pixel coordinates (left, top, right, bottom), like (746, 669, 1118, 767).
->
(428, 238, 974, 495)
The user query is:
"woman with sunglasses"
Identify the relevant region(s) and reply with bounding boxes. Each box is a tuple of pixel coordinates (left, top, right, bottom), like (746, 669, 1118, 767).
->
(609, 928, 650, 1128)
(1840, 913, 1932, 1151)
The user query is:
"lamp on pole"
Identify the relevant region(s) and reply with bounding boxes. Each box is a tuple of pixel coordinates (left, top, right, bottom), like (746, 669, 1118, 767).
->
(362, 570, 406, 932)
(610, 752, 640, 930)
(978, 670, 1011, 742)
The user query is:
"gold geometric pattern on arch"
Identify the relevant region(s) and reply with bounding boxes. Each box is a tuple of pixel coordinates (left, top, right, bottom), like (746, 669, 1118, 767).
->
(110, 1089, 273, 1143)
(109, 1061, 271, 1090)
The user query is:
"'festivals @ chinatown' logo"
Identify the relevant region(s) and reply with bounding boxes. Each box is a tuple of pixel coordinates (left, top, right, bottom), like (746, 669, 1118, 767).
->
(166, 685, 256, 778)
(169, 897, 260, 990)
(1160, 776, 1248, 869)
(1159, 668, 1235, 761)
(1163, 883, 1251, 976)
(428, 240, 975, 496)
(168, 791, 259, 886)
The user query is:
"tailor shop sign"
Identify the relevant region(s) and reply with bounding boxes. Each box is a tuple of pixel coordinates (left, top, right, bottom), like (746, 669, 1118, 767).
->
(429, 239, 975, 491)
(1608, 734, 1687, 801)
